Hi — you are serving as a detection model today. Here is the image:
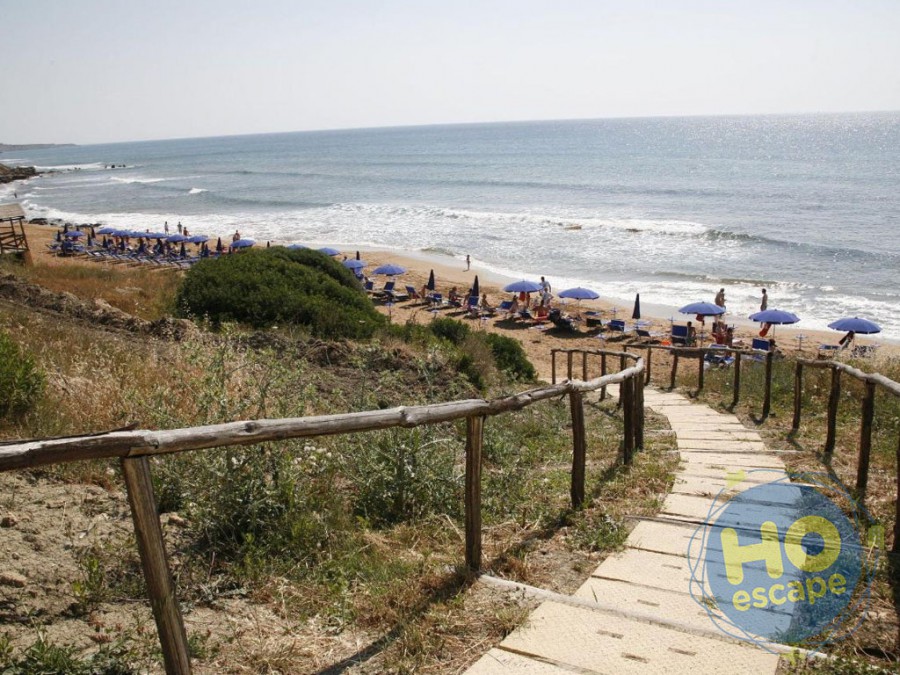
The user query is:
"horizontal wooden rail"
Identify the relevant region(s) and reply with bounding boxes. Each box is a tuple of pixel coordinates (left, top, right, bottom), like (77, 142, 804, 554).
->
(0, 364, 643, 472)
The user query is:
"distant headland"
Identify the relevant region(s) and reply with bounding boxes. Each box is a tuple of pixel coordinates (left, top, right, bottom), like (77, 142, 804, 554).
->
(0, 142, 75, 153)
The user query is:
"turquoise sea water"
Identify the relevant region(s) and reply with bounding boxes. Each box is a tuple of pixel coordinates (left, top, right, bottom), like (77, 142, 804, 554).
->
(2, 112, 899, 337)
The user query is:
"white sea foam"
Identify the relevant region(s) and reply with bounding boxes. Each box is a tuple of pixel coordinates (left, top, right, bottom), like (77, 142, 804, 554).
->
(188, 188, 207, 195)
(109, 176, 166, 185)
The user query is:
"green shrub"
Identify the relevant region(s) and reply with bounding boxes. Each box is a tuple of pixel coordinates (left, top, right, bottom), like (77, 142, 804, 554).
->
(175, 248, 386, 339)
(0, 330, 45, 419)
(486, 333, 536, 381)
(429, 317, 471, 345)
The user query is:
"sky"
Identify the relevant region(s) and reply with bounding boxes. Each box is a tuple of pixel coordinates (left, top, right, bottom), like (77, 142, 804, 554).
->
(2, 0, 899, 145)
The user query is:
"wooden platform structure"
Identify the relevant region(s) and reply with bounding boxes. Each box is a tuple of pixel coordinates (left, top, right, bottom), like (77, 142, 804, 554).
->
(0, 204, 29, 255)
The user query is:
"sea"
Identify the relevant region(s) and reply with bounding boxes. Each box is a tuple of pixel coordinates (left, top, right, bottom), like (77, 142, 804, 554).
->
(2, 112, 899, 339)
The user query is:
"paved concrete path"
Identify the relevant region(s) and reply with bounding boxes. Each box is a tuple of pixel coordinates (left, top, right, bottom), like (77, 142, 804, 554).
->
(466, 388, 790, 674)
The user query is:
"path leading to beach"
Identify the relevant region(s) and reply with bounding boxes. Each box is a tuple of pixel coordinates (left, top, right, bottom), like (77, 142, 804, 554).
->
(466, 387, 789, 674)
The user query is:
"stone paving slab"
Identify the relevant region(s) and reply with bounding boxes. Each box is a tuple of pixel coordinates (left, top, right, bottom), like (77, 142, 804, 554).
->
(676, 439, 768, 452)
(466, 648, 575, 674)
(498, 601, 781, 674)
(677, 452, 785, 470)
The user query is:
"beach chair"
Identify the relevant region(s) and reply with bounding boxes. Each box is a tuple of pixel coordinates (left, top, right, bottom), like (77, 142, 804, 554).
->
(384, 282, 409, 302)
(671, 324, 689, 346)
(704, 344, 735, 368)
(584, 311, 604, 328)
(363, 280, 376, 294)
(608, 319, 627, 333)
(634, 327, 663, 344)
(405, 285, 422, 301)
(549, 308, 577, 332)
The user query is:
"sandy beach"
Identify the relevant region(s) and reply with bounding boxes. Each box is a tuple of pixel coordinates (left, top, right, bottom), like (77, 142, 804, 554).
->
(17, 221, 893, 380)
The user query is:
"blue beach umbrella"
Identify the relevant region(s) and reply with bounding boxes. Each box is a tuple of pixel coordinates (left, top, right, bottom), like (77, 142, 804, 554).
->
(826, 317, 881, 334)
(373, 264, 407, 276)
(343, 259, 366, 270)
(559, 287, 600, 300)
(679, 301, 725, 317)
(748, 309, 800, 325)
(503, 279, 542, 293)
(166, 233, 188, 243)
(318, 247, 341, 256)
(187, 235, 209, 244)
(144, 232, 168, 240)
(97, 226, 116, 235)
(287, 243, 307, 250)
(63, 230, 84, 238)
(231, 239, 255, 248)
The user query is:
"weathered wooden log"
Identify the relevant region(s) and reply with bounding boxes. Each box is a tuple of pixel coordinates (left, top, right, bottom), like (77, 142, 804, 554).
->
(856, 381, 876, 499)
(567, 351, 574, 380)
(465, 415, 484, 571)
(792, 362, 803, 431)
(697, 351, 705, 391)
(670, 352, 679, 390)
(622, 376, 635, 465)
(582, 351, 588, 381)
(732, 352, 742, 408)
(825, 366, 841, 458)
(600, 354, 608, 401)
(551, 349, 557, 384)
(569, 391, 586, 509)
(762, 351, 774, 419)
(121, 457, 191, 675)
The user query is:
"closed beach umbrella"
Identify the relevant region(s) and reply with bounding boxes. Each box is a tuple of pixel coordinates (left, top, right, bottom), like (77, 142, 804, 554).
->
(343, 259, 366, 270)
(216, 237, 223, 252)
(826, 317, 881, 334)
(356, 250, 361, 260)
(231, 239, 255, 249)
(471, 275, 480, 299)
(558, 287, 600, 300)
(179, 242, 187, 258)
(373, 263, 407, 276)
(318, 247, 341, 256)
(632, 293, 641, 320)
(426, 269, 435, 291)
(503, 279, 542, 293)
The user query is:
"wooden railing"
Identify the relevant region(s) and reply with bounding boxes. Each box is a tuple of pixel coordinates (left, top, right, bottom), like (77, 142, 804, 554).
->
(0, 350, 644, 675)
(0, 216, 28, 254)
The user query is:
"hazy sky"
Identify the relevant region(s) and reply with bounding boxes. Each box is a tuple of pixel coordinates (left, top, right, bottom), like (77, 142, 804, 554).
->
(3, 0, 899, 145)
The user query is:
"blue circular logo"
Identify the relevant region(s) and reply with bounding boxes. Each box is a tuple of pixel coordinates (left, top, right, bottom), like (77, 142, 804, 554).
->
(689, 472, 877, 651)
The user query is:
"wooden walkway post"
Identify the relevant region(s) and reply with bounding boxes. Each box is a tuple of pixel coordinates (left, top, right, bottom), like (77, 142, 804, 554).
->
(567, 351, 574, 380)
(582, 351, 588, 381)
(825, 366, 841, 458)
(697, 351, 705, 391)
(600, 354, 608, 401)
(465, 415, 484, 571)
(762, 351, 774, 419)
(670, 352, 679, 390)
(635, 375, 645, 450)
(622, 376, 635, 465)
(792, 362, 804, 431)
(617, 353, 627, 409)
(121, 457, 191, 675)
(569, 391, 586, 509)
(732, 352, 742, 408)
(645, 347, 652, 385)
(551, 350, 557, 384)
(894, 433, 900, 557)
(856, 381, 876, 499)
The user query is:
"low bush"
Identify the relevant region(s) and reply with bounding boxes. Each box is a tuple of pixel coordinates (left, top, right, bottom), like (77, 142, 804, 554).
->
(486, 333, 536, 381)
(176, 248, 386, 339)
(0, 330, 45, 419)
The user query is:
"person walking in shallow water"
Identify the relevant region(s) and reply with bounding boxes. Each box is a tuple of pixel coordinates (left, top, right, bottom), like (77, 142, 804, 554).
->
(760, 288, 768, 311)
(465, 254, 471, 271)
(715, 288, 726, 310)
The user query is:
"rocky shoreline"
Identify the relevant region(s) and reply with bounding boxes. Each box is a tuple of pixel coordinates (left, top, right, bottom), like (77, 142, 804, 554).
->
(0, 163, 40, 185)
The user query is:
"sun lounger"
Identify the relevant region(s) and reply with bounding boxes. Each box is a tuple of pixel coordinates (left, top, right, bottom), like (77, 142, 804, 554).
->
(671, 324, 689, 346)
(549, 309, 578, 332)
(608, 319, 627, 333)
(704, 344, 735, 368)
(634, 328, 664, 343)
(405, 285, 422, 301)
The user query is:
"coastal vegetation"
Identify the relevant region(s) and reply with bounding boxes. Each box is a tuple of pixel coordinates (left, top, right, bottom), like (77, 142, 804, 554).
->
(0, 251, 677, 672)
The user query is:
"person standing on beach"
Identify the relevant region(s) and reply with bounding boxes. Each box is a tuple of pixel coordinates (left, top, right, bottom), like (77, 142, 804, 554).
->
(164, 221, 169, 234)
(466, 254, 471, 271)
(715, 288, 726, 310)
(760, 288, 768, 311)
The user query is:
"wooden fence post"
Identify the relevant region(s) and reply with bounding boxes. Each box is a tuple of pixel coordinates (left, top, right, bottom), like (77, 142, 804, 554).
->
(645, 347, 652, 385)
(569, 391, 586, 509)
(121, 457, 191, 675)
(567, 351, 574, 380)
(697, 351, 705, 391)
(856, 381, 876, 499)
(762, 351, 774, 419)
(600, 354, 608, 401)
(670, 352, 679, 390)
(792, 362, 803, 432)
(465, 415, 484, 572)
(732, 352, 742, 408)
(635, 374, 645, 450)
(894, 433, 900, 557)
(582, 351, 588, 381)
(622, 376, 635, 465)
(551, 350, 557, 385)
(617, 353, 627, 409)
(825, 366, 841, 459)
